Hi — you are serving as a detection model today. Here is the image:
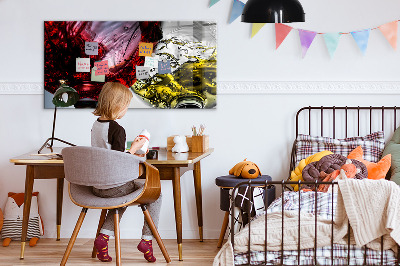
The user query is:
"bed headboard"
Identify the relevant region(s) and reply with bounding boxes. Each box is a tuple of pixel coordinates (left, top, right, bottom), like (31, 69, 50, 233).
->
(295, 106, 400, 138)
(290, 106, 400, 179)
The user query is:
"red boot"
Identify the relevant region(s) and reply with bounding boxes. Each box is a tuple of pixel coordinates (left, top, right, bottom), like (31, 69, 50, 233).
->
(94, 233, 112, 262)
(137, 239, 156, 262)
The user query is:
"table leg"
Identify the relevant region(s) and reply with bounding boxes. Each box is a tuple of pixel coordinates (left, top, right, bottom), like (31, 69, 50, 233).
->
(193, 161, 203, 242)
(56, 178, 64, 241)
(172, 167, 183, 261)
(20, 165, 35, 259)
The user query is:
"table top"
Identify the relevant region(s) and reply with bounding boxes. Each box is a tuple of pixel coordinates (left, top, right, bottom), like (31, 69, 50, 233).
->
(10, 147, 214, 166)
(147, 148, 213, 165)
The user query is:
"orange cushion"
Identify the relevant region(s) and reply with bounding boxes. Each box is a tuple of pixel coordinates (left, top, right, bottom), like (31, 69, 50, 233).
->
(347, 146, 391, 180)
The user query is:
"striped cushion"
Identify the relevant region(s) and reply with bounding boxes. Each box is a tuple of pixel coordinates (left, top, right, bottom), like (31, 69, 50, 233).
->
(295, 131, 385, 167)
(1, 217, 41, 240)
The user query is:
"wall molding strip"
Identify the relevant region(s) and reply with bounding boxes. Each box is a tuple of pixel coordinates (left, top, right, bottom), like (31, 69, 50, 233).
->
(218, 81, 400, 94)
(1, 81, 400, 95)
(0, 83, 43, 95)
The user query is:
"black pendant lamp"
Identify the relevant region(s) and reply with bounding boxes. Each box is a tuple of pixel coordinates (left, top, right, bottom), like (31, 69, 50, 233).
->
(242, 0, 305, 23)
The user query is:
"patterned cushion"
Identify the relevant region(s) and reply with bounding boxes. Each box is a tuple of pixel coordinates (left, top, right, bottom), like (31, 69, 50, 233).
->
(294, 131, 385, 166)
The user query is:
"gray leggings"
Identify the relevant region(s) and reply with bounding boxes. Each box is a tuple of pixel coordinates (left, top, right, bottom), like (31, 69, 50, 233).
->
(92, 180, 162, 240)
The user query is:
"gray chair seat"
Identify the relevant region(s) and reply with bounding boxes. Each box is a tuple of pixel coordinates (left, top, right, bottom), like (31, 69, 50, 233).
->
(61, 146, 170, 265)
(69, 180, 145, 208)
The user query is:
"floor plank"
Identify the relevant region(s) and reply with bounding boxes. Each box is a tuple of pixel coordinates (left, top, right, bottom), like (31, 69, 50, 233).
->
(0, 239, 221, 265)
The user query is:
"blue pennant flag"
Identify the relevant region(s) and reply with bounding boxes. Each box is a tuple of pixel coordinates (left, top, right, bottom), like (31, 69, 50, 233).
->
(351, 29, 371, 55)
(229, 0, 245, 24)
(209, 0, 221, 7)
(323, 33, 341, 58)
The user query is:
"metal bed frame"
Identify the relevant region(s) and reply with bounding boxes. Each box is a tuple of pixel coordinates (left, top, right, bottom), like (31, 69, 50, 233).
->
(230, 106, 400, 266)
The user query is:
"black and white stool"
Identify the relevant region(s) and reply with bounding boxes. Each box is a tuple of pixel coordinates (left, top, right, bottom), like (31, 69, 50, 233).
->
(215, 175, 275, 248)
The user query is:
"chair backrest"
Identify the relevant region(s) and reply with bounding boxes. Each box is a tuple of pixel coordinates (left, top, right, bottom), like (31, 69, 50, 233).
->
(62, 146, 145, 187)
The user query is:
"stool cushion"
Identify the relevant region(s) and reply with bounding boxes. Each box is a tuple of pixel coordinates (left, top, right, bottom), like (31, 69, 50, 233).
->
(215, 175, 271, 188)
(69, 180, 145, 208)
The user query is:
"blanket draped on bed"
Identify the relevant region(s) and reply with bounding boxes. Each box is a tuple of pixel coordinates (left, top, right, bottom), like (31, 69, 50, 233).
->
(213, 179, 400, 266)
(335, 178, 399, 251)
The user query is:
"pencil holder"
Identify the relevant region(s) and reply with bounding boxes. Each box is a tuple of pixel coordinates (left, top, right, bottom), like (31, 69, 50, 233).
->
(191, 135, 209, 153)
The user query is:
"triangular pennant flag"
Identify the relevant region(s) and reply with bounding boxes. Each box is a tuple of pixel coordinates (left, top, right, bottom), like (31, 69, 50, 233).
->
(323, 33, 341, 58)
(209, 0, 220, 7)
(351, 29, 370, 55)
(229, 0, 245, 24)
(378, 21, 398, 50)
(275, 23, 293, 49)
(298, 29, 317, 58)
(251, 23, 266, 38)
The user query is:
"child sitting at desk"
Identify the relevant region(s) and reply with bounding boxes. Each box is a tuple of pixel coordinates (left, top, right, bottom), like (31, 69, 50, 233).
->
(91, 82, 162, 263)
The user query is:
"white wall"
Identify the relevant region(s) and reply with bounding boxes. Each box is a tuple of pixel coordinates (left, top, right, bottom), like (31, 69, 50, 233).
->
(1, 0, 400, 240)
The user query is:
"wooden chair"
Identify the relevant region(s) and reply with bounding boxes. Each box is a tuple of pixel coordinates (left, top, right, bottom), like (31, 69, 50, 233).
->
(60, 146, 171, 265)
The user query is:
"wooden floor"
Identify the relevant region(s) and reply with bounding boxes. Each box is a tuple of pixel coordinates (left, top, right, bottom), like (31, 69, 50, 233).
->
(0, 239, 221, 265)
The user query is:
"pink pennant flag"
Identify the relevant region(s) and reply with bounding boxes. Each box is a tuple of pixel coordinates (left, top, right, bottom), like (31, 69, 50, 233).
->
(275, 23, 293, 49)
(298, 29, 317, 58)
(378, 21, 398, 50)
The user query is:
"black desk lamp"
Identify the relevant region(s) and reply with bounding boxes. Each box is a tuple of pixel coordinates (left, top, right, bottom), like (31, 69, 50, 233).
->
(241, 0, 305, 23)
(38, 80, 80, 154)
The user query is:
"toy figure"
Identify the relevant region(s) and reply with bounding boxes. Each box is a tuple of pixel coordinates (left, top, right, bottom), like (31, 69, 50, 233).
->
(172, 135, 189, 153)
(1, 192, 43, 247)
(229, 159, 261, 179)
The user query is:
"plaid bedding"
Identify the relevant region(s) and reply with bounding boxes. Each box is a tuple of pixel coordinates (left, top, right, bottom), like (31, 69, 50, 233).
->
(234, 191, 397, 265)
(294, 131, 385, 166)
(234, 244, 397, 265)
(266, 190, 336, 220)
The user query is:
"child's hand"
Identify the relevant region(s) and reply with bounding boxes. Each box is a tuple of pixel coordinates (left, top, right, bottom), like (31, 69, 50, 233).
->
(134, 149, 149, 157)
(129, 137, 147, 154)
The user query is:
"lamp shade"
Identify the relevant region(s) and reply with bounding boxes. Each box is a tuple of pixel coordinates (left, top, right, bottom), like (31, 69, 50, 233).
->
(52, 82, 79, 107)
(241, 0, 305, 23)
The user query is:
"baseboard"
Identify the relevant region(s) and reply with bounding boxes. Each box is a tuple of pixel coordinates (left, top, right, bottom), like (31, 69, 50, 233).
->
(1, 81, 400, 95)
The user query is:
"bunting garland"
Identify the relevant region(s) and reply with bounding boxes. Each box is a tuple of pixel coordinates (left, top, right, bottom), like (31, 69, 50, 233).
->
(351, 29, 370, 55)
(323, 33, 341, 58)
(275, 23, 292, 49)
(208, 1, 399, 59)
(251, 23, 266, 38)
(229, 0, 245, 24)
(378, 21, 398, 50)
(209, 0, 220, 7)
(298, 30, 317, 58)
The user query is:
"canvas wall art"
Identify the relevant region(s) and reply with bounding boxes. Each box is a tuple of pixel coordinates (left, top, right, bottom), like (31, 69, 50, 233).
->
(44, 21, 217, 109)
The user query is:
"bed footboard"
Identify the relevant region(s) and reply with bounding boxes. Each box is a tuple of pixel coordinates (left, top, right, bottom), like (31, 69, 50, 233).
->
(230, 180, 400, 266)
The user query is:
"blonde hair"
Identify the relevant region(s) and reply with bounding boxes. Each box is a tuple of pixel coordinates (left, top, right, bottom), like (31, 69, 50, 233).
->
(93, 82, 133, 120)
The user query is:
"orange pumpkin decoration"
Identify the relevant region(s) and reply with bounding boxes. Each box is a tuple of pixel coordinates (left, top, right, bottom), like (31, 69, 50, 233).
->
(348, 146, 391, 180)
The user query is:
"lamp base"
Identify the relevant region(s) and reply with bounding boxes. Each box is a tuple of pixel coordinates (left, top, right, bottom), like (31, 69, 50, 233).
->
(38, 137, 76, 154)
